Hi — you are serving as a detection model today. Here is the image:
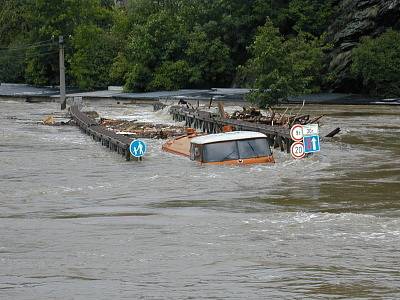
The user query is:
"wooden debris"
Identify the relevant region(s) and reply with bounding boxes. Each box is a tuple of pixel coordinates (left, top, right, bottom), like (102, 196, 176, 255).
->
(98, 118, 185, 139)
(217, 102, 227, 118)
(84, 111, 99, 119)
(229, 106, 324, 127)
(325, 127, 341, 138)
(42, 116, 55, 125)
(41, 114, 72, 126)
(153, 102, 167, 111)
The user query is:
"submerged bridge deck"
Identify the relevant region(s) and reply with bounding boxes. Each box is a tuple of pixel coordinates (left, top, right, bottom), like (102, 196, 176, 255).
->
(170, 106, 293, 153)
(69, 105, 136, 161)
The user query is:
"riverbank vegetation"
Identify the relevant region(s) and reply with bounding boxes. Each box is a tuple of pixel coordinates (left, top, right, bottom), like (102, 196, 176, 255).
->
(0, 0, 399, 107)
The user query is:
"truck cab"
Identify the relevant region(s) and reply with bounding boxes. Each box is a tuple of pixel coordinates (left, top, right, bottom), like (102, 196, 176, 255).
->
(189, 131, 274, 165)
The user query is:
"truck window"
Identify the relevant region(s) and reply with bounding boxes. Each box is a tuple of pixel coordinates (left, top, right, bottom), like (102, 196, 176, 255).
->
(190, 144, 201, 161)
(203, 141, 239, 162)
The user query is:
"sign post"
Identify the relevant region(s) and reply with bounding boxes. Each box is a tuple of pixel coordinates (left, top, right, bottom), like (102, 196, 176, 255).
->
(290, 123, 321, 159)
(59, 36, 66, 110)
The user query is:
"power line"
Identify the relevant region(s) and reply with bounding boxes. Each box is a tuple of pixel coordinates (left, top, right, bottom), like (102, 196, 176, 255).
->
(0, 50, 60, 61)
(0, 47, 65, 58)
(0, 39, 57, 51)
(27, 50, 60, 57)
(2, 38, 55, 47)
(0, 43, 57, 52)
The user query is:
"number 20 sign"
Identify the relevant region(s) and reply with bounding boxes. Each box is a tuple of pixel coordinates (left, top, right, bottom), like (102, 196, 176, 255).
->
(290, 141, 305, 159)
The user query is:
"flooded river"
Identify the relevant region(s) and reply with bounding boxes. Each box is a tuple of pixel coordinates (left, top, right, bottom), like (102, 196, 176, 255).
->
(1, 100, 399, 299)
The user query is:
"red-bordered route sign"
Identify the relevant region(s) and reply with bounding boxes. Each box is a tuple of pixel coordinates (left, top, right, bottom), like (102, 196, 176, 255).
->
(290, 141, 305, 159)
(290, 124, 304, 141)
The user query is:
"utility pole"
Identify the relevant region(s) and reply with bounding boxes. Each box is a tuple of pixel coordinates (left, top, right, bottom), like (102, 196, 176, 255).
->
(59, 36, 66, 110)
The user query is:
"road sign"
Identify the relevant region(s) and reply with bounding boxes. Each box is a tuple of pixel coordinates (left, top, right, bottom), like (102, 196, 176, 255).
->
(303, 135, 320, 153)
(290, 141, 305, 159)
(290, 124, 304, 141)
(130, 140, 147, 158)
(303, 124, 319, 136)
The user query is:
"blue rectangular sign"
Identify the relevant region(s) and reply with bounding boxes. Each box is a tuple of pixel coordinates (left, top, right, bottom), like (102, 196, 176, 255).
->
(303, 135, 320, 153)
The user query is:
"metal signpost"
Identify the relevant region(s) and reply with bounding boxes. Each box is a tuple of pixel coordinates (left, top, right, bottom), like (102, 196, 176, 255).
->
(290, 124, 321, 159)
(129, 140, 147, 158)
(59, 36, 66, 110)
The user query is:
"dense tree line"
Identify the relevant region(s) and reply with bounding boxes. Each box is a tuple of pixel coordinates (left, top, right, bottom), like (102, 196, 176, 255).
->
(0, 0, 398, 106)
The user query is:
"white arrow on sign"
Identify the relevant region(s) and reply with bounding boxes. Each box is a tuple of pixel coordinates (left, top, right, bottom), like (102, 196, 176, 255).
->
(312, 137, 317, 150)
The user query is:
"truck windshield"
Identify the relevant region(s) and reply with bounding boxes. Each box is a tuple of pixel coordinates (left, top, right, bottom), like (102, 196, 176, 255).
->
(237, 138, 271, 158)
(202, 138, 270, 162)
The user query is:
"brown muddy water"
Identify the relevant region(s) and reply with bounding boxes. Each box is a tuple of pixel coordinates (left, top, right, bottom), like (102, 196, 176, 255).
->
(0, 100, 399, 299)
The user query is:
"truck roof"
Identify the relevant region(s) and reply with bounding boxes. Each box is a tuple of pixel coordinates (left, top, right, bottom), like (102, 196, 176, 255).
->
(190, 131, 267, 145)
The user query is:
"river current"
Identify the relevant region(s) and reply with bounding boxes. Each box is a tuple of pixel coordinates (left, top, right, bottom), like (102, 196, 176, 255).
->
(1, 100, 399, 299)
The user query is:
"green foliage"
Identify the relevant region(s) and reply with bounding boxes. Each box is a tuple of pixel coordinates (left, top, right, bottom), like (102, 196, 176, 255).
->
(243, 21, 326, 108)
(2, 0, 395, 99)
(116, 3, 236, 91)
(124, 64, 151, 92)
(70, 25, 117, 90)
(286, 0, 336, 36)
(149, 60, 192, 91)
(0, 37, 27, 83)
(0, 0, 28, 46)
(185, 28, 233, 88)
(0, 0, 114, 86)
(351, 30, 400, 97)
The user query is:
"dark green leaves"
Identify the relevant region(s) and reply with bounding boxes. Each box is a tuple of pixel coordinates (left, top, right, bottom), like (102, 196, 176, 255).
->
(351, 30, 400, 97)
(242, 21, 326, 107)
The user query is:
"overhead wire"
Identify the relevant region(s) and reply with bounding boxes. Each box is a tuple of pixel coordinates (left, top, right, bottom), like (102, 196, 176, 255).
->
(0, 39, 57, 51)
(0, 42, 57, 52)
(0, 42, 72, 60)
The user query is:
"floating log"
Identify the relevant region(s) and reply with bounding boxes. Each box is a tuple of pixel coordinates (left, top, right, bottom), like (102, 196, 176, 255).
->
(325, 127, 341, 138)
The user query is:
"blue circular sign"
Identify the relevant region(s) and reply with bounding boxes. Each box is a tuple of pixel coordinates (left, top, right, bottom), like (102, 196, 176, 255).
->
(129, 140, 147, 158)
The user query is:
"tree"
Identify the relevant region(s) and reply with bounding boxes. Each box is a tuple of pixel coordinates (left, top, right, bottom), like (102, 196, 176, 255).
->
(120, 10, 188, 91)
(70, 25, 118, 90)
(149, 60, 192, 90)
(351, 30, 400, 97)
(242, 20, 326, 107)
(0, 37, 28, 83)
(0, 0, 115, 86)
(124, 64, 152, 92)
(286, 0, 336, 36)
(0, 0, 338, 94)
(185, 28, 233, 88)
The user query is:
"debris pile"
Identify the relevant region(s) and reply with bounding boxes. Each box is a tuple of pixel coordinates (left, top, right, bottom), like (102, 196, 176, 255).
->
(98, 118, 185, 139)
(41, 113, 72, 126)
(84, 111, 100, 119)
(229, 106, 324, 127)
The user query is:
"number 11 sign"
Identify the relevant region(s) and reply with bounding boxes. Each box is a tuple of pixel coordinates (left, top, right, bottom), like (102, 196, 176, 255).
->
(290, 124, 304, 141)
